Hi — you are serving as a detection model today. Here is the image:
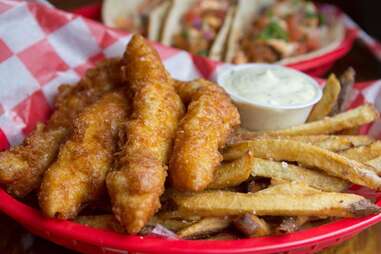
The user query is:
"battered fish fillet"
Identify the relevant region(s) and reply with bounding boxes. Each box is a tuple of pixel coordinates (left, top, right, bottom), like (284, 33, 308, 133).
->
(39, 92, 128, 219)
(106, 35, 184, 234)
(0, 59, 123, 197)
(170, 79, 240, 191)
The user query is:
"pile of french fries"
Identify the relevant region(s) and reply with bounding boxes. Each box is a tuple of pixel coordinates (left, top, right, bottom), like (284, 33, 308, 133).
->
(74, 69, 381, 240)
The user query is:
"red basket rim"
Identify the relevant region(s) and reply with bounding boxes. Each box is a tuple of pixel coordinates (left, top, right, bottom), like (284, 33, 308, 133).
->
(1, 188, 380, 254)
(0, 3, 373, 254)
(287, 28, 357, 71)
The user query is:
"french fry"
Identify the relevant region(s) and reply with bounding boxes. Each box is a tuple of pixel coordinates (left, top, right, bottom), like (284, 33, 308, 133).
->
(227, 104, 378, 138)
(157, 210, 201, 221)
(307, 74, 341, 122)
(224, 139, 381, 190)
(171, 190, 380, 218)
(340, 141, 381, 163)
(261, 184, 342, 234)
(251, 158, 349, 192)
(206, 232, 239, 240)
(277, 216, 310, 234)
(367, 157, 381, 175)
(338, 127, 360, 135)
(75, 215, 125, 233)
(267, 104, 379, 136)
(224, 135, 374, 160)
(233, 214, 271, 237)
(255, 182, 322, 195)
(288, 135, 373, 151)
(177, 217, 231, 239)
(208, 152, 253, 189)
(247, 179, 269, 193)
(148, 217, 195, 232)
(335, 67, 356, 114)
(270, 178, 290, 185)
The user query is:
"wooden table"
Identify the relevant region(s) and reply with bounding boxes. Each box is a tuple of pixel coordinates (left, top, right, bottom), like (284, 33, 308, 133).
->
(0, 1, 380, 253)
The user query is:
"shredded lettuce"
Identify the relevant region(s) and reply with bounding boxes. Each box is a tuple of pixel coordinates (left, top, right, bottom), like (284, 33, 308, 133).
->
(257, 21, 288, 41)
(197, 49, 208, 56)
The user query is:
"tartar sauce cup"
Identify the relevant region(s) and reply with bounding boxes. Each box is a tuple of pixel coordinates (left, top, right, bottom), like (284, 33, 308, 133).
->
(216, 64, 322, 131)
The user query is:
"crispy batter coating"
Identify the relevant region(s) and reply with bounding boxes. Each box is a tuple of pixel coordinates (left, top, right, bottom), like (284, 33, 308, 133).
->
(106, 35, 184, 234)
(48, 58, 124, 130)
(39, 92, 128, 219)
(0, 59, 124, 197)
(169, 79, 240, 191)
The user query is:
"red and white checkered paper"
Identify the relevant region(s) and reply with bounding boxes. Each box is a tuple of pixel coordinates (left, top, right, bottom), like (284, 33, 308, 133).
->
(0, 0, 380, 150)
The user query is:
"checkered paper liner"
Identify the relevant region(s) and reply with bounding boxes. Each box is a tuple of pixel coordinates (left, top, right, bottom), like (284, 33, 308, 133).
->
(0, 0, 380, 150)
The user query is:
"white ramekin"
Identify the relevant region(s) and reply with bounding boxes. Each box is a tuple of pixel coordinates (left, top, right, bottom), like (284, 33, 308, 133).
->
(216, 64, 323, 131)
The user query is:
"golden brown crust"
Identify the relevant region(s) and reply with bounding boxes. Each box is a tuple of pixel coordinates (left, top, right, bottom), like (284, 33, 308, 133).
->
(4, 126, 68, 197)
(39, 92, 128, 219)
(169, 79, 240, 191)
(106, 35, 184, 234)
(0, 59, 124, 197)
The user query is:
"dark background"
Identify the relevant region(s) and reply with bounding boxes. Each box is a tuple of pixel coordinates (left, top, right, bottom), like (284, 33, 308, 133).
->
(316, 0, 381, 80)
(316, 0, 381, 40)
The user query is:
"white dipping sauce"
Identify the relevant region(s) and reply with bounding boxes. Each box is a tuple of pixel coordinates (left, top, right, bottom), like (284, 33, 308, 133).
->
(223, 67, 318, 107)
(217, 64, 322, 131)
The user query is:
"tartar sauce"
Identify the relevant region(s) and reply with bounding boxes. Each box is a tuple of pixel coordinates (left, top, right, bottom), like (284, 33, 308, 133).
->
(223, 67, 317, 107)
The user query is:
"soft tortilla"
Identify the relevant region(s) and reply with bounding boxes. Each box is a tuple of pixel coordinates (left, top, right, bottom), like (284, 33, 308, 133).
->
(225, 0, 345, 64)
(102, 0, 170, 41)
(161, 0, 236, 61)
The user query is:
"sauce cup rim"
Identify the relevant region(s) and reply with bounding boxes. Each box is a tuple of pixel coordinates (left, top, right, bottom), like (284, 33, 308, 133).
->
(216, 63, 323, 110)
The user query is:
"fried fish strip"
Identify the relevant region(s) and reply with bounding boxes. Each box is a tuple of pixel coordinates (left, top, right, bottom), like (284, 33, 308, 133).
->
(307, 74, 341, 122)
(106, 35, 184, 234)
(0, 59, 123, 197)
(224, 139, 381, 190)
(174, 80, 200, 104)
(2, 125, 68, 197)
(171, 190, 380, 218)
(39, 92, 128, 219)
(340, 141, 381, 163)
(169, 79, 240, 191)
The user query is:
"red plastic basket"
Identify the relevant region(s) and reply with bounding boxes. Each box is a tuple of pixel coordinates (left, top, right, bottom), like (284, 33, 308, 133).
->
(70, 3, 357, 77)
(1, 186, 381, 254)
(0, 2, 377, 254)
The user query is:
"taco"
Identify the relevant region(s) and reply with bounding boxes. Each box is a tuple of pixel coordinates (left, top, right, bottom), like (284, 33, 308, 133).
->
(102, 0, 171, 41)
(225, 0, 345, 64)
(161, 0, 237, 61)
